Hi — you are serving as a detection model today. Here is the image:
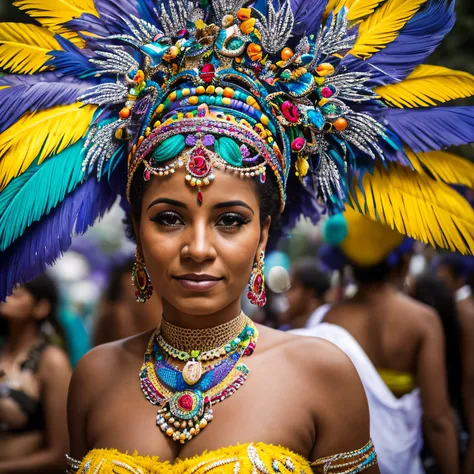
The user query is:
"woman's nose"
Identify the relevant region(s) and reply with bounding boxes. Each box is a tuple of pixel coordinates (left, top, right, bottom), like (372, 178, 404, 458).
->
(181, 220, 217, 263)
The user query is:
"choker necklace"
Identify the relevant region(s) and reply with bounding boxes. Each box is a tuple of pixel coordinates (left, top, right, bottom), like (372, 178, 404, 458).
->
(160, 311, 247, 353)
(140, 314, 258, 444)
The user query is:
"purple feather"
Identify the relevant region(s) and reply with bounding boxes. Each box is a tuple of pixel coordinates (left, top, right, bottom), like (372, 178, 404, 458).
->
(65, 13, 112, 37)
(0, 177, 117, 301)
(89, 0, 141, 36)
(290, 0, 326, 36)
(342, 0, 455, 86)
(0, 76, 91, 133)
(46, 35, 97, 78)
(385, 106, 474, 153)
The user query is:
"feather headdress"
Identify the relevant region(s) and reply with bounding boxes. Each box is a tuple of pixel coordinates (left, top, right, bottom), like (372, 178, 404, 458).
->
(1, 0, 474, 299)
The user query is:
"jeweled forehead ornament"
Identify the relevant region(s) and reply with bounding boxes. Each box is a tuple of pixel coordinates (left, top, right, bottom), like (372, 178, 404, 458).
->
(128, 103, 282, 206)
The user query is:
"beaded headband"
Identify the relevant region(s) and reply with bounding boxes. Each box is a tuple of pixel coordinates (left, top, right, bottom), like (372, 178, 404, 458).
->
(1, 0, 474, 300)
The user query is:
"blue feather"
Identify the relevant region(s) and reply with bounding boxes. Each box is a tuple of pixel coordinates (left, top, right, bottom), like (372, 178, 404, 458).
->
(343, 0, 455, 86)
(290, 0, 326, 36)
(93, 0, 141, 36)
(0, 176, 117, 301)
(0, 141, 87, 251)
(46, 35, 97, 78)
(65, 14, 112, 37)
(385, 106, 474, 153)
(0, 75, 91, 133)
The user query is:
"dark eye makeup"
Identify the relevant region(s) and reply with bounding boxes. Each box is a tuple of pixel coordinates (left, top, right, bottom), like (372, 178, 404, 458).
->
(150, 211, 251, 229)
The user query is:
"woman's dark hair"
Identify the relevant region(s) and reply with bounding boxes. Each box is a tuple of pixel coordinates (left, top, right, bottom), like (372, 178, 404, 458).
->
(351, 260, 393, 284)
(124, 162, 281, 242)
(293, 258, 331, 298)
(23, 274, 66, 347)
(413, 274, 463, 412)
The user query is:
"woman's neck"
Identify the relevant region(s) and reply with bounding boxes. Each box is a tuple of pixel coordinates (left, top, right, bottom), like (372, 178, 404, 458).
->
(160, 298, 242, 329)
(5, 319, 40, 357)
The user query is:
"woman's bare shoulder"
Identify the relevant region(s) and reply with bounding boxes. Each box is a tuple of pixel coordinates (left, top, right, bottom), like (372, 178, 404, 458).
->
(69, 331, 152, 402)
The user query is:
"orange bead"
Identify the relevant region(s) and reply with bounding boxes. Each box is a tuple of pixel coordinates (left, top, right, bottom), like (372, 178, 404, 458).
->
(223, 87, 234, 98)
(119, 107, 131, 119)
(333, 117, 348, 131)
(237, 8, 251, 21)
(281, 47, 294, 61)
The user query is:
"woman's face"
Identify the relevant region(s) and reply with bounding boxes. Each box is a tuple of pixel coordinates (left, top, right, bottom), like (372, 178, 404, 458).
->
(0, 287, 36, 321)
(137, 167, 270, 316)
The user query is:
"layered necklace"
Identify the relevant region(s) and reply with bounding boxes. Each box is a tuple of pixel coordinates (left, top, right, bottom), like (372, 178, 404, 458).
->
(140, 312, 258, 444)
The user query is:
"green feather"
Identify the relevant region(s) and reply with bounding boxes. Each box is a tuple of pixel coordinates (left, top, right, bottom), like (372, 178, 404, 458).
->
(215, 137, 242, 167)
(0, 140, 85, 251)
(152, 135, 186, 163)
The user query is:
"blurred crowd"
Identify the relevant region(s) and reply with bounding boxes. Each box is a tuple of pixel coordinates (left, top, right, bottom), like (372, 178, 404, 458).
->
(1, 233, 474, 474)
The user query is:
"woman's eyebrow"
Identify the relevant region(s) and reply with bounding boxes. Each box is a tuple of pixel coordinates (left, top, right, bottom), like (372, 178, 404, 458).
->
(212, 200, 254, 215)
(147, 198, 188, 211)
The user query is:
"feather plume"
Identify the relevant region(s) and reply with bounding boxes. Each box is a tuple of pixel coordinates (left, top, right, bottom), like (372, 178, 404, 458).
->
(343, 0, 455, 85)
(0, 75, 91, 133)
(12, 0, 99, 46)
(0, 141, 86, 250)
(385, 106, 474, 153)
(404, 148, 474, 189)
(290, 0, 326, 36)
(0, 176, 117, 301)
(0, 103, 97, 190)
(0, 23, 60, 74)
(346, 0, 387, 21)
(45, 35, 97, 77)
(375, 65, 474, 108)
(93, 0, 141, 36)
(349, 163, 474, 254)
(350, 0, 427, 58)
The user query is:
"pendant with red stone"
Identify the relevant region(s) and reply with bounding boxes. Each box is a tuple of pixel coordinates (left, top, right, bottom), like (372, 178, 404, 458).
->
(247, 267, 267, 307)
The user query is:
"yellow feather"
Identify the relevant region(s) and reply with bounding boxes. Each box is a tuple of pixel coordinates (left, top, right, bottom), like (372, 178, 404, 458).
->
(347, 0, 387, 21)
(0, 103, 97, 190)
(349, 163, 474, 254)
(324, 0, 344, 18)
(0, 22, 60, 74)
(350, 0, 426, 58)
(405, 148, 474, 189)
(13, 0, 99, 47)
(375, 65, 474, 107)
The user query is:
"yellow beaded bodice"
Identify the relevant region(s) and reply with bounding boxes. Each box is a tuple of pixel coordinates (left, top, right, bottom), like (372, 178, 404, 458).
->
(69, 441, 377, 474)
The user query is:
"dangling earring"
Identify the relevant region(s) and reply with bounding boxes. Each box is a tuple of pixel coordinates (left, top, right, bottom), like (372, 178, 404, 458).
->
(132, 249, 153, 303)
(247, 250, 267, 307)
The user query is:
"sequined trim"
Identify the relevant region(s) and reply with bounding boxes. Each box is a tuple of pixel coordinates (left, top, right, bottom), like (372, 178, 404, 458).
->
(310, 439, 377, 473)
(65, 454, 81, 473)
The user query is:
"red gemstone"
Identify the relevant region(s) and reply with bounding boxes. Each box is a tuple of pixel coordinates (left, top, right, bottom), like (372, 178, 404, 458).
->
(144, 169, 151, 181)
(178, 394, 194, 411)
(197, 191, 203, 205)
(200, 63, 215, 83)
(137, 270, 147, 290)
(260, 173, 266, 183)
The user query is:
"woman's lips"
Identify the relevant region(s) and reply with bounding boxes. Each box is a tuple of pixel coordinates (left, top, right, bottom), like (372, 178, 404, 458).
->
(173, 274, 223, 292)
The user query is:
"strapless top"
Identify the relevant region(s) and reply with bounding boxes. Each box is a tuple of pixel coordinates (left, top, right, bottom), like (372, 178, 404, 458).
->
(67, 440, 377, 474)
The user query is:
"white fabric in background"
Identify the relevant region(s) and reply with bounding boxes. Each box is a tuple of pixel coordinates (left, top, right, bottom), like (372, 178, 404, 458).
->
(292, 323, 424, 474)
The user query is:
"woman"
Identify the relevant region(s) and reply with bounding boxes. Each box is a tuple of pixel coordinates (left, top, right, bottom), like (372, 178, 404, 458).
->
(0, 275, 72, 473)
(1, 0, 474, 472)
(297, 210, 459, 474)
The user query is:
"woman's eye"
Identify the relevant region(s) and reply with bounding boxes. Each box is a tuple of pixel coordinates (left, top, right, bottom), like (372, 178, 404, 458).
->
(216, 213, 250, 228)
(151, 212, 184, 227)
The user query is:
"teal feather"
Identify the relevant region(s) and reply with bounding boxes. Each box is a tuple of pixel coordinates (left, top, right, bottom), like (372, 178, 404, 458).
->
(152, 135, 186, 163)
(216, 137, 242, 167)
(0, 141, 86, 251)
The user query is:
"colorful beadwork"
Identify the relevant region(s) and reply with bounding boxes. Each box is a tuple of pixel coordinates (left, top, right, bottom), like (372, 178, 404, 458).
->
(139, 318, 258, 444)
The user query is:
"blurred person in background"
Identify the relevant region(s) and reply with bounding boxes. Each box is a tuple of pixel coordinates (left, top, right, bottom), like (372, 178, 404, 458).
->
(281, 258, 331, 330)
(294, 208, 459, 474)
(93, 257, 162, 346)
(0, 275, 71, 473)
(411, 274, 464, 473)
(437, 254, 474, 474)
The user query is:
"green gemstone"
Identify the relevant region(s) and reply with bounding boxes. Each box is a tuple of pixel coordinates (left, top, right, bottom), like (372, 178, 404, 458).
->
(191, 350, 200, 358)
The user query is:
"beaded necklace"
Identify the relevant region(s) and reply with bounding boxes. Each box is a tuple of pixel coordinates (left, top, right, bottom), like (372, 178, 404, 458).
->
(140, 316, 258, 444)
